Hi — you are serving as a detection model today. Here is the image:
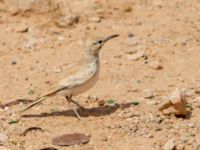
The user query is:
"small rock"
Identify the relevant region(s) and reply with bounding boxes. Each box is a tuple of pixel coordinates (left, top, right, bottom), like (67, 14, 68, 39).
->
(87, 95, 98, 101)
(158, 88, 187, 117)
(89, 16, 101, 23)
(143, 89, 154, 99)
(126, 50, 145, 61)
(125, 50, 137, 54)
(128, 32, 134, 38)
(0, 133, 8, 146)
(15, 23, 28, 33)
(126, 38, 139, 46)
(57, 36, 65, 43)
(100, 135, 108, 142)
(23, 38, 38, 49)
(148, 60, 163, 70)
(55, 15, 79, 28)
(120, 112, 140, 119)
(45, 81, 50, 84)
(98, 100, 105, 106)
(163, 139, 175, 150)
(127, 88, 138, 93)
(187, 123, 195, 128)
(145, 134, 154, 138)
(11, 60, 17, 65)
(146, 100, 157, 105)
(123, 5, 132, 12)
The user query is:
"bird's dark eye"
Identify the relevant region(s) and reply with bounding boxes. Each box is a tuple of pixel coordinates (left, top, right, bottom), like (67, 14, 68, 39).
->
(98, 40, 103, 44)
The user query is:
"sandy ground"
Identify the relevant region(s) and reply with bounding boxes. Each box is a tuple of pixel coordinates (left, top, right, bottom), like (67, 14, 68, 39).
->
(0, 0, 200, 150)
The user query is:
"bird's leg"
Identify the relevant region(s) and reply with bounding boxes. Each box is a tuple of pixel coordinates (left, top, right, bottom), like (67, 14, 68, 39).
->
(70, 99, 86, 110)
(65, 96, 81, 120)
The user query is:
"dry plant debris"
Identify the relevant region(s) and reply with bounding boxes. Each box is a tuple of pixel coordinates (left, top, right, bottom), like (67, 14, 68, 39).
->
(52, 133, 90, 146)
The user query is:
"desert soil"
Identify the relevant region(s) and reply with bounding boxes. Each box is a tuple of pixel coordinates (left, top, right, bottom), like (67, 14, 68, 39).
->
(0, 0, 200, 150)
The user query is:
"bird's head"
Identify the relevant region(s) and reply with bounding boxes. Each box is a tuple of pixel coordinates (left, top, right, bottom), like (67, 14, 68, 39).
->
(86, 34, 119, 56)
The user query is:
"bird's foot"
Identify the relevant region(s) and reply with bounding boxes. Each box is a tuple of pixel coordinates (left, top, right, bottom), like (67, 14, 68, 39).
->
(71, 108, 81, 120)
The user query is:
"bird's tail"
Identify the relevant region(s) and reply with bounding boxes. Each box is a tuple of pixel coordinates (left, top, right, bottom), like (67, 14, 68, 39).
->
(20, 96, 48, 113)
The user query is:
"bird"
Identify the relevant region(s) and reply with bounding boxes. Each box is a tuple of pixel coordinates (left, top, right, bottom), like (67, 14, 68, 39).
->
(20, 34, 119, 119)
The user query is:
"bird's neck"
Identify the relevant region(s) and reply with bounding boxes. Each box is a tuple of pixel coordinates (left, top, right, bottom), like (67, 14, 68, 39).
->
(85, 50, 99, 65)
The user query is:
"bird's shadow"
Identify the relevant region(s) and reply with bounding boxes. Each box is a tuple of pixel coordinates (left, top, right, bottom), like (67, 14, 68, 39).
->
(21, 102, 133, 118)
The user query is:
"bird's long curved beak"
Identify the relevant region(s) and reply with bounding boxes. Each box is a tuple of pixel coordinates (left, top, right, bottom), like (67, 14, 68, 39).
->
(104, 34, 119, 43)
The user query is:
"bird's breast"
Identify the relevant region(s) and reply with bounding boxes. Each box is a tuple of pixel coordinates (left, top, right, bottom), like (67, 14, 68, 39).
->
(73, 69, 99, 95)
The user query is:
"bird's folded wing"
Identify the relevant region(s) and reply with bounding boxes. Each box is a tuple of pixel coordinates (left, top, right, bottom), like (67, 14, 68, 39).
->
(41, 68, 97, 97)
(59, 68, 96, 88)
(41, 84, 65, 97)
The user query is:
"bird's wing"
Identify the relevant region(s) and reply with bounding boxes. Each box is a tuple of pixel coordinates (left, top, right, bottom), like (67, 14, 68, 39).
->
(41, 84, 64, 97)
(58, 66, 97, 89)
(41, 66, 97, 97)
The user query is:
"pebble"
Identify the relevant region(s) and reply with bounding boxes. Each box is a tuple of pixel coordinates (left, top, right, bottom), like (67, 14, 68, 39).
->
(55, 15, 79, 28)
(11, 60, 17, 65)
(146, 100, 157, 105)
(187, 123, 195, 128)
(98, 100, 105, 106)
(89, 16, 101, 23)
(0, 133, 8, 146)
(15, 23, 28, 33)
(163, 139, 176, 150)
(123, 5, 132, 12)
(148, 60, 163, 70)
(126, 38, 139, 46)
(126, 50, 145, 61)
(57, 36, 65, 43)
(128, 32, 134, 38)
(120, 112, 140, 119)
(145, 134, 154, 138)
(125, 50, 137, 55)
(143, 89, 154, 99)
(23, 37, 38, 49)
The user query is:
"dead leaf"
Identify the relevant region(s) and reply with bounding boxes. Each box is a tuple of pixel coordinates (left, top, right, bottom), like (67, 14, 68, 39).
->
(40, 148, 57, 150)
(22, 127, 43, 136)
(0, 99, 33, 109)
(52, 133, 90, 146)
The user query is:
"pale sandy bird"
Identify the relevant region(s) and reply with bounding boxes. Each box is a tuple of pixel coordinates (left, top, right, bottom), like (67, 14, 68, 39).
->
(21, 34, 119, 119)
